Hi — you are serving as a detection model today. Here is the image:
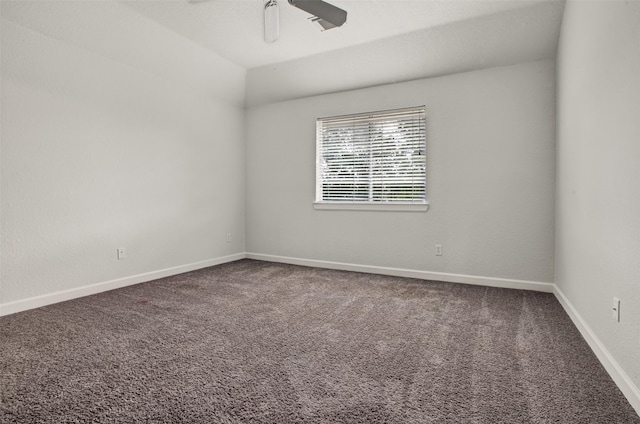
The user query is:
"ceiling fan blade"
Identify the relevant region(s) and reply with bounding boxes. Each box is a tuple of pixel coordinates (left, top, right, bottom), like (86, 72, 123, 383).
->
(288, 0, 347, 29)
(264, 0, 280, 43)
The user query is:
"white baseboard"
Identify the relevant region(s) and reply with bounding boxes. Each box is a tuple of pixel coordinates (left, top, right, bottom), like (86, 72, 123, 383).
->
(0, 253, 245, 317)
(245, 252, 554, 293)
(553, 286, 640, 416)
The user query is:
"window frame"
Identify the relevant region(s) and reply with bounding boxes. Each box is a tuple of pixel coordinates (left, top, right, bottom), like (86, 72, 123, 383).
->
(314, 106, 428, 212)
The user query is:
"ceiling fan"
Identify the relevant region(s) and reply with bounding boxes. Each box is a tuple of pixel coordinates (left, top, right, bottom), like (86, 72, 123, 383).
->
(189, 0, 348, 44)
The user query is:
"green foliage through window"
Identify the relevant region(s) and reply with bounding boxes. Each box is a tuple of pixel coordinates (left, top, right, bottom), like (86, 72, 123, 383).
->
(316, 106, 426, 203)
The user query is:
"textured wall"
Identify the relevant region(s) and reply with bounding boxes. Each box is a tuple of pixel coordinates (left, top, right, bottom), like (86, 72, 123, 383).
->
(556, 0, 640, 390)
(0, 3, 246, 305)
(246, 60, 556, 283)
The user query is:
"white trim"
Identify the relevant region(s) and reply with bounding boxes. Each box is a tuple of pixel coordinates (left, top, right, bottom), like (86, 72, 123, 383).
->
(245, 252, 554, 292)
(0, 253, 245, 317)
(553, 286, 640, 416)
(313, 202, 429, 212)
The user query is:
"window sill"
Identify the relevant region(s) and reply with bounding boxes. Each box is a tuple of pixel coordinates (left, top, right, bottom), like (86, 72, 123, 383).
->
(313, 202, 429, 212)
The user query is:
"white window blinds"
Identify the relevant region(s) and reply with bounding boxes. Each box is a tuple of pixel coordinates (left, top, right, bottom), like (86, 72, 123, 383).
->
(316, 106, 426, 204)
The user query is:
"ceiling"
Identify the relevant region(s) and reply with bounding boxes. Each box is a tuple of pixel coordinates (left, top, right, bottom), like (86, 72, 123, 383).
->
(2, 0, 565, 107)
(122, 0, 565, 70)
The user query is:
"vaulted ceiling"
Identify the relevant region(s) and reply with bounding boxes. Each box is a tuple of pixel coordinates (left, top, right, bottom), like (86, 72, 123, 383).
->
(122, 0, 563, 69)
(3, 0, 566, 106)
(124, 0, 564, 105)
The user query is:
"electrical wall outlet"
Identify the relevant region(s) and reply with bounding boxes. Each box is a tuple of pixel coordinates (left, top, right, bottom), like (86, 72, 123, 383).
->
(435, 245, 443, 256)
(226, 233, 231, 243)
(612, 297, 620, 322)
(117, 247, 126, 260)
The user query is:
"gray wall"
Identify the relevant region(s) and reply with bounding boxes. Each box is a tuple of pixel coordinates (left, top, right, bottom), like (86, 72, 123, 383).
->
(246, 60, 556, 283)
(1, 2, 246, 305)
(556, 0, 640, 390)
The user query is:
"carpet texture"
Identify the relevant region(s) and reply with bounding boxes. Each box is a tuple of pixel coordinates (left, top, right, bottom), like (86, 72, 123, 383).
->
(1, 259, 639, 423)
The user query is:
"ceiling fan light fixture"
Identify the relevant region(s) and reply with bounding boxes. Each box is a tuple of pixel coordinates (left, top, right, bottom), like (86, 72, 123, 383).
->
(264, 0, 280, 43)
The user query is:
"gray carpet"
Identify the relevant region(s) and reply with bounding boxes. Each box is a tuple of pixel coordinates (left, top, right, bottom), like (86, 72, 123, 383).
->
(1, 259, 639, 423)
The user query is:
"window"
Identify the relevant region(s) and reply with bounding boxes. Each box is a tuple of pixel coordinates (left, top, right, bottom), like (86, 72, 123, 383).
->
(315, 106, 427, 211)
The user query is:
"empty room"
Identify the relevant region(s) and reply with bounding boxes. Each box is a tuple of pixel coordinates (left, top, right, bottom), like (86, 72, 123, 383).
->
(1, 0, 639, 422)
